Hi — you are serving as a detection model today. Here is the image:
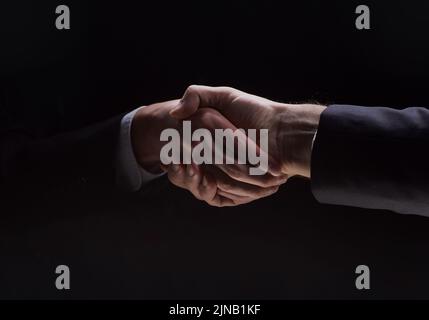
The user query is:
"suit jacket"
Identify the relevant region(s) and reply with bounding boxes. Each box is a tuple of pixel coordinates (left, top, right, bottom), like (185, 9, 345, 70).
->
(312, 105, 429, 216)
(0, 111, 123, 198)
(0, 1, 133, 204)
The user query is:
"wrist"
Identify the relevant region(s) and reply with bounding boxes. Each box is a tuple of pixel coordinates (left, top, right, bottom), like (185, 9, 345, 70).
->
(273, 103, 326, 178)
(131, 100, 180, 174)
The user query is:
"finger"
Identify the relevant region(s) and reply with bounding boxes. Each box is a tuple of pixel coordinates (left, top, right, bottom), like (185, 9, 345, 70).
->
(199, 171, 239, 207)
(217, 190, 253, 202)
(217, 170, 279, 199)
(183, 164, 219, 202)
(214, 134, 283, 180)
(168, 164, 218, 203)
(197, 172, 218, 203)
(218, 182, 279, 199)
(187, 108, 284, 182)
(167, 164, 187, 189)
(206, 193, 237, 207)
(216, 162, 288, 188)
(169, 85, 238, 119)
(207, 165, 282, 197)
(183, 164, 203, 199)
(167, 164, 201, 197)
(214, 190, 264, 206)
(179, 169, 235, 208)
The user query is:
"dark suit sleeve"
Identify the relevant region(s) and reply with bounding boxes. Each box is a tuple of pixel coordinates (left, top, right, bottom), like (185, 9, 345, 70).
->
(311, 105, 429, 216)
(0, 115, 124, 199)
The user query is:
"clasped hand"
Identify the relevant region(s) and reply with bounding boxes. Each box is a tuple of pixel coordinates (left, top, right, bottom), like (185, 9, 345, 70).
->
(131, 85, 325, 207)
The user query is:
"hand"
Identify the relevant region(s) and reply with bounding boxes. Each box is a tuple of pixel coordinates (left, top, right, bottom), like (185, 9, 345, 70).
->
(130, 100, 286, 207)
(170, 85, 326, 178)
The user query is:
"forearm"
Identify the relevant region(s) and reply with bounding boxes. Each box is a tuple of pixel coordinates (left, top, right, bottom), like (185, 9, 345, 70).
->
(311, 105, 429, 216)
(1, 115, 124, 195)
(274, 103, 429, 216)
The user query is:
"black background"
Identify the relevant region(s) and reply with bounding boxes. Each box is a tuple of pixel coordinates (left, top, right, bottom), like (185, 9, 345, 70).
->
(1, 0, 429, 299)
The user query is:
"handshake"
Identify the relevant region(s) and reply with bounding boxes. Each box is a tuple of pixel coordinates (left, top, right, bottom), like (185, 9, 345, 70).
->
(131, 85, 326, 207)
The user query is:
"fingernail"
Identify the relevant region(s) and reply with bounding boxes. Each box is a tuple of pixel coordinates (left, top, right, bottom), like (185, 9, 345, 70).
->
(187, 165, 195, 177)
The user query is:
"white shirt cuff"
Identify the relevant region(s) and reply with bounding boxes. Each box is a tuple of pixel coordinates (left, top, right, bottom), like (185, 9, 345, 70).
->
(311, 129, 318, 151)
(116, 107, 164, 192)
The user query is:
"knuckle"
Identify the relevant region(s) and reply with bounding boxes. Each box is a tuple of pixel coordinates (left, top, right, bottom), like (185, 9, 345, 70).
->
(198, 189, 212, 202)
(255, 188, 267, 197)
(260, 176, 277, 187)
(167, 173, 178, 185)
(218, 86, 235, 94)
(167, 170, 178, 182)
(193, 192, 203, 201)
(265, 185, 279, 195)
(186, 84, 199, 94)
(168, 169, 184, 186)
(207, 200, 221, 207)
(262, 186, 279, 197)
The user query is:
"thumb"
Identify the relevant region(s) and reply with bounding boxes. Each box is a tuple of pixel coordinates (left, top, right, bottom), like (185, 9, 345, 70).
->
(170, 85, 235, 119)
(169, 85, 203, 119)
